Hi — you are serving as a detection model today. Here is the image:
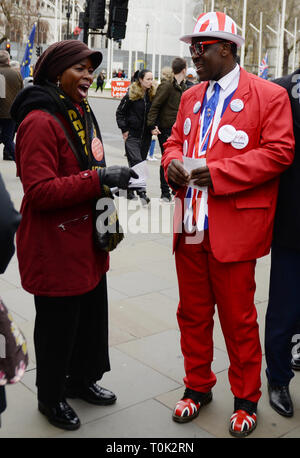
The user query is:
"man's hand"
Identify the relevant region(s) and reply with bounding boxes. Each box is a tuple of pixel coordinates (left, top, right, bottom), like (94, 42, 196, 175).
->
(151, 126, 161, 135)
(167, 159, 190, 188)
(190, 166, 213, 187)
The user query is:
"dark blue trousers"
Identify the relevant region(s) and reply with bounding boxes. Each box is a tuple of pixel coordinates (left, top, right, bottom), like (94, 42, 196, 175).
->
(265, 242, 300, 386)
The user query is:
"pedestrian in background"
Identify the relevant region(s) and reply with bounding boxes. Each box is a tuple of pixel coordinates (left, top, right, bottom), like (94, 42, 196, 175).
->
(147, 58, 187, 202)
(10, 40, 137, 431)
(0, 50, 23, 161)
(162, 11, 294, 437)
(185, 67, 197, 88)
(95, 72, 105, 92)
(116, 68, 157, 204)
(264, 67, 300, 419)
(0, 173, 21, 426)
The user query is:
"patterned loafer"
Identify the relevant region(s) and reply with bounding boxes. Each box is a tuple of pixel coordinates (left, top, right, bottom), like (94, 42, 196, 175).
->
(172, 389, 212, 423)
(229, 409, 257, 437)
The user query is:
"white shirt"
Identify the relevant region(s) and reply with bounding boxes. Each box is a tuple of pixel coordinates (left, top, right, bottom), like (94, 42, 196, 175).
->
(184, 64, 241, 234)
(205, 64, 240, 148)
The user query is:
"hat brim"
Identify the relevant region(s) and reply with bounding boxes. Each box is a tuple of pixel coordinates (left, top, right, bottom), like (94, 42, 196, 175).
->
(86, 50, 102, 69)
(180, 31, 245, 47)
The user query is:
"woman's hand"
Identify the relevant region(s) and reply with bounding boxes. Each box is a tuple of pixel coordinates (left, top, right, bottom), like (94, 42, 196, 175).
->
(122, 131, 129, 141)
(98, 166, 139, 189)
(167, 160, 190, 188)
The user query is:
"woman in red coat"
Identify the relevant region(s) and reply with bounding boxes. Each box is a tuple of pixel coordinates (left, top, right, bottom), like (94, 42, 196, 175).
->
(10, 40, 137, 431)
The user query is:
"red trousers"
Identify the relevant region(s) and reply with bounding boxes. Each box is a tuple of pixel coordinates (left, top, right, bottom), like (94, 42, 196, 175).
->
(175, 231, 262, 403)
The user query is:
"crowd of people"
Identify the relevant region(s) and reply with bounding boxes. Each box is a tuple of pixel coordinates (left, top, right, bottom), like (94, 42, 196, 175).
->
(0, 9, 300, 439)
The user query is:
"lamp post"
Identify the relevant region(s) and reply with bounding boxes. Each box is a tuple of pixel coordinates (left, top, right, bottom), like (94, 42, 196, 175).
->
(145, 23, 149, 68)
(66, 0, 71, 39)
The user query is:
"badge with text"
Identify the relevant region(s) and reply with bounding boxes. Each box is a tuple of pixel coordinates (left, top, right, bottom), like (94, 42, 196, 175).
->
(230, 99, 244, 112)
(92, 137, 104, 161)
(183, 139, 189, 156)
(193, 101, 201, 114)
(231, 130, 249, 149)
(218, 124, 237, 143)
(184, 117, 191, 135)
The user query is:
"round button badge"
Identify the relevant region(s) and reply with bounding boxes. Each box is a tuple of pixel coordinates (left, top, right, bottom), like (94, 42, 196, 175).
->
(218, 124, 237, 143)
(230, 99, 244, 112)
(193, 101, 201, 114)
(183, 140, 188, 156)
(91, 137, 104, 161)
(184, 118, 191, 136)
(231, 130, 249, 149)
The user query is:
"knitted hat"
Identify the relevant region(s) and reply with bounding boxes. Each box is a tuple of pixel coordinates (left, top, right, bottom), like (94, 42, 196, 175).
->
(33, 40, 102, 85)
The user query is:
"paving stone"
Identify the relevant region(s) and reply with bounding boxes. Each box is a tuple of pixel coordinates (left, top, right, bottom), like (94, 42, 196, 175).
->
(55, 398, 213, 438)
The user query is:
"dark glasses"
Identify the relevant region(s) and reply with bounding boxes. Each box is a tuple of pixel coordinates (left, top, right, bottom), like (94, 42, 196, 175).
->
(189, 40, 223, 57)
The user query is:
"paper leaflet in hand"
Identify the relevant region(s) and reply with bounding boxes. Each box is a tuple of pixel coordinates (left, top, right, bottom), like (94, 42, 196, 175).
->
(110, 161, 149, 194)
(183, 156, 207, 191)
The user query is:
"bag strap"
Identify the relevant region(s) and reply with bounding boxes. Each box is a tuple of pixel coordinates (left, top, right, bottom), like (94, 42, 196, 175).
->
(40, 110, 86, 171)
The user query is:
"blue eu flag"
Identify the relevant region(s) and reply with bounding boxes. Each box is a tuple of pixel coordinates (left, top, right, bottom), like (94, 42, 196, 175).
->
(20, 24, 36, 79)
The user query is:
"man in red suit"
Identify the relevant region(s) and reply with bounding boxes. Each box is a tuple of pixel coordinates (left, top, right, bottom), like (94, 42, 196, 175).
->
(162, 11, 295, 437)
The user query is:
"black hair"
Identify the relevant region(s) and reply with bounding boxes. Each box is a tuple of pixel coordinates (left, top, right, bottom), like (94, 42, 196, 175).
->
(138, 68, 152, 80)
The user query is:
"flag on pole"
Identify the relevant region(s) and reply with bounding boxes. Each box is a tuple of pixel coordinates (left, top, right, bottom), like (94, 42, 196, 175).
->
(259, 52, 269, 79)
(20, 24, 36, 79)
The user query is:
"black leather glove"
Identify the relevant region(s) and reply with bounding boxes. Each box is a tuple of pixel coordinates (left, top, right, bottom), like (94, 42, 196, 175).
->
(98, 166, 139, 189)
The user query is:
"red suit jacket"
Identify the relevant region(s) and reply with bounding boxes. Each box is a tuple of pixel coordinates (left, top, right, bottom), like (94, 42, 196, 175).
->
(162, 68, 295, 262)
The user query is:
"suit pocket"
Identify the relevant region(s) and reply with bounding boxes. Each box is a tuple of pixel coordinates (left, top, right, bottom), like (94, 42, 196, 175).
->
(235, 196, 272, 209)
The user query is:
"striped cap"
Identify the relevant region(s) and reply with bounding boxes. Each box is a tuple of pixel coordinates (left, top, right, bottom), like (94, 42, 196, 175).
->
(180, 12, 244, 47)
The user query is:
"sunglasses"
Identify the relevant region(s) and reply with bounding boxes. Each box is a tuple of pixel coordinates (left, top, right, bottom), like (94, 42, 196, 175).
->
(189, 40, 223, 57)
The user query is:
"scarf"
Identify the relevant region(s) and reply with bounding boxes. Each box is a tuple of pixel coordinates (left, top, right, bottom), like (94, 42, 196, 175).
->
(43, 82, 106, 171)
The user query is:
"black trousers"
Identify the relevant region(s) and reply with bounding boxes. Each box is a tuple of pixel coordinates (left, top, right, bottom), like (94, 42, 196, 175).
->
(34, 275, 110, 405)
(265, 243, 300, 386)
(158, 128, 172, 196)
(125, 133, 152, 167)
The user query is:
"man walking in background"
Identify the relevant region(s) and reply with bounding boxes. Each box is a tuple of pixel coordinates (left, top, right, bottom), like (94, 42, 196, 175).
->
(0, 50, 23, 161)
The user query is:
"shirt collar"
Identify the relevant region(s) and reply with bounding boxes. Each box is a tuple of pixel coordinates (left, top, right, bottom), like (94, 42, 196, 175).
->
(210, 64, 240, 92)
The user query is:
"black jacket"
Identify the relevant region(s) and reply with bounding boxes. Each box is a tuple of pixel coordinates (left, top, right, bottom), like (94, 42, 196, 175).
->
(272, 70, 300, 250)
(116, 83, 153, 139)
(0, 173, 21, 273)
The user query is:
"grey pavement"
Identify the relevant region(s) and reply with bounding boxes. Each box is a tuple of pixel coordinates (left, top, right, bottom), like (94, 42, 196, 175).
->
(0, 99, 300, 440)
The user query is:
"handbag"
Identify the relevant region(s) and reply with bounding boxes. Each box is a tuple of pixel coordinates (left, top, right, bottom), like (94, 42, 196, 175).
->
(0, 299, 28, 385)
(95, 185, 124, 252)
(49, 113, 124, 252)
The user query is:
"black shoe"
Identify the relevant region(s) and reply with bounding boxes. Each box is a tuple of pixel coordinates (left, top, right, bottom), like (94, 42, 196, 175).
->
(137, 191, 150, 205)
(38, 400, 81, 430)
(268, 383, 294, 417)
(292, 352, 300, 371)
(66, 383, 117, 406)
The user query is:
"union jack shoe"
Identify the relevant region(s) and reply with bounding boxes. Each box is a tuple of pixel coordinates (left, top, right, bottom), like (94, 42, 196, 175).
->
(172, 389, 212, 423)
(229, 409, 257, 437)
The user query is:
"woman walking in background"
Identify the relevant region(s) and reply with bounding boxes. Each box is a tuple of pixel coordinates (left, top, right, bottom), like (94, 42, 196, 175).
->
(116, 69, 158, 204)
